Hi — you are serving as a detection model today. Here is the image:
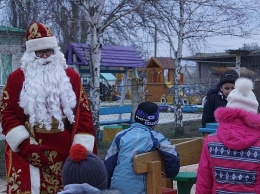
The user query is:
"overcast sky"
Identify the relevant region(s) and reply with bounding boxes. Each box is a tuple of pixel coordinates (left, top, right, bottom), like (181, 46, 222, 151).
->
(155, 34, 260, 58)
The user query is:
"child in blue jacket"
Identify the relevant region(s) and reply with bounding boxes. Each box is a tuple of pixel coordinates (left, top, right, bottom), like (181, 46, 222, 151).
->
(104, 101, 180, 194)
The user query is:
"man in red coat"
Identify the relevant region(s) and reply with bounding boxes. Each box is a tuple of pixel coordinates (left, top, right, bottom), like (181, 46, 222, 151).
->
(0, 22, 96, 193)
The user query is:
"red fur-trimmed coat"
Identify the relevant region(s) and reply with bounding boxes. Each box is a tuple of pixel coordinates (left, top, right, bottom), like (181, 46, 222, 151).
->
(0, 67, 96, 194)
(196, 107, 260, 194)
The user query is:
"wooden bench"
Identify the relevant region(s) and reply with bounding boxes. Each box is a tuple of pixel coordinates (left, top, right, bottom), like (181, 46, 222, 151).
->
(171, 137, 204, 166)
(133, 150, 176, 194)
(133, 137, 204, 194)
(99, 105, 132, 126)
(171, 137, 204, 194)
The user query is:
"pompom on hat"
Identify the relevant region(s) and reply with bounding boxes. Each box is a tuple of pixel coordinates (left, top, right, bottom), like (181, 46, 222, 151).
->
(227, 77, 259, 113)
(135, 101, 159, 126)
(219, 69, 239, 87)
(25, 22, 58, 52)
(61, 144, 108, 189)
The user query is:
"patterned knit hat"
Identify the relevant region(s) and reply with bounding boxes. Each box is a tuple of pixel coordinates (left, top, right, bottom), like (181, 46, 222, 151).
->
(62, 144, 108, 189)
(135, 101, 159, 126)
(219, 69, 239, 87)
(25, 22, 58, 52)
(227, 77, 259, 113)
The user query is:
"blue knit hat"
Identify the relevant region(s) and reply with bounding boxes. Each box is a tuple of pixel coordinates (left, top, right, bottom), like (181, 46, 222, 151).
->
(61, 144, 108, 190)
(135, 102, 159, 126)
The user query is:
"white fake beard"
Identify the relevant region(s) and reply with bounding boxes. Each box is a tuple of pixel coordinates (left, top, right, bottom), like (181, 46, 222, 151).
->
(19, 50, 76, 131)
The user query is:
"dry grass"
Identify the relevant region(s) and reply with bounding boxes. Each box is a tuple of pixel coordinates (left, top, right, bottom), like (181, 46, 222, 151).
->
(98, 119, 202, 159)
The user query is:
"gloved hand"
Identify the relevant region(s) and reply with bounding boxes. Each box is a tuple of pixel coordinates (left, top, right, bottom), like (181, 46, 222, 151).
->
(19, 139, 50, 167)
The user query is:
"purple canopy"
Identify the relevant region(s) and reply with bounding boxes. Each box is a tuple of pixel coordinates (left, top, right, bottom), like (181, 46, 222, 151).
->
(66, 42, 145, 68)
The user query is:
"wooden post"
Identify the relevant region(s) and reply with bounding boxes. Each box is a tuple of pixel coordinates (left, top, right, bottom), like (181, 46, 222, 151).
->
(226, 49, 251, 76)
(147, 161, 162, 194)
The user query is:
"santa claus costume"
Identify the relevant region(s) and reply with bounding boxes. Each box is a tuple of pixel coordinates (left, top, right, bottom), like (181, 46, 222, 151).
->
(0, 22, 96, 194)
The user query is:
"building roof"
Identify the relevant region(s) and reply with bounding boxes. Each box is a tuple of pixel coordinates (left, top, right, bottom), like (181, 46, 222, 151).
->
(182, 50, 260, 61)
(182, 52, 234, 61)
(146, 57, 175, 69)
(0, 25, 26, 33)
(66, 42, 145, 68)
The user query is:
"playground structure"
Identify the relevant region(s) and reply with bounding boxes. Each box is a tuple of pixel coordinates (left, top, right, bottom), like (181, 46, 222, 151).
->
(144, 57, 175, 102)
(109, 72, 132, 102)
(144, 57, 203, 105)
(66, 42, 145, 106)
(99, 73, 114, 101)
(81, 74, 114, 101)
(82, 72, 132, 102)
(160, 85, 203, 105)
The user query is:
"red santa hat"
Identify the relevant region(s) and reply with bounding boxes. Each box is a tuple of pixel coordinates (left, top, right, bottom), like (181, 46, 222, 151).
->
(25, 22, 58, 52)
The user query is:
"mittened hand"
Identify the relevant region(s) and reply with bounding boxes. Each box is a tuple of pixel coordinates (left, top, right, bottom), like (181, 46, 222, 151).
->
(19, 139, 50, 167)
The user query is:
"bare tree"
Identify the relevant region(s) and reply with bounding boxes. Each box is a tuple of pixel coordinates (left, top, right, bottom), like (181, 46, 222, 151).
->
(47, 1, 91, 53)
(135, 0, 260, 136)
(77, 0, 152, 139)
(1, 0, 91, 53)
(3, 0, 53, 29)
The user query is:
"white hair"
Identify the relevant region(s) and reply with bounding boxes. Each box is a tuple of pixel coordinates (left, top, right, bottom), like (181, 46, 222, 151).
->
(20, 48, 76, 131)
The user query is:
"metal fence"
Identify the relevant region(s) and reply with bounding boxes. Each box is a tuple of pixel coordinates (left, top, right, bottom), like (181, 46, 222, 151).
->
(95, 80, 207, 126)
(96, 77, 260, 124)
(93, 80, 209, 105)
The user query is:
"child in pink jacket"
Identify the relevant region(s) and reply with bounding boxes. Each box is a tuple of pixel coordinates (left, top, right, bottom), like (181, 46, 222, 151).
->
(196, 77, 260, 193)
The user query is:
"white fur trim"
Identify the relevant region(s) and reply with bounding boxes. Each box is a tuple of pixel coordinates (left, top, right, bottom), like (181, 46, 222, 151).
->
(73, 134, 95, 153)
(26, 36, 58, 52)
(5, 125, 30, 152)
(30, 165, 40, 194)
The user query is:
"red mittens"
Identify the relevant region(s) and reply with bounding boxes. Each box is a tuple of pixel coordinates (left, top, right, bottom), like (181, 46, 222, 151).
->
(19, 139, 50, 167)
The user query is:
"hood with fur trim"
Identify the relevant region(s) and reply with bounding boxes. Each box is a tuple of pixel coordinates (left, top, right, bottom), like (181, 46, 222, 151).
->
(214, 107, 260, 150)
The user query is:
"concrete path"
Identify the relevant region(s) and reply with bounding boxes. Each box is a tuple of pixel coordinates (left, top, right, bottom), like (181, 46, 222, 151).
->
(0, 179, 5, 193)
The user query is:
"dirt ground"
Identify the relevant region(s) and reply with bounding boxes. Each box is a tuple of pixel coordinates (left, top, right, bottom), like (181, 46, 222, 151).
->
(0, 179, 5, 193)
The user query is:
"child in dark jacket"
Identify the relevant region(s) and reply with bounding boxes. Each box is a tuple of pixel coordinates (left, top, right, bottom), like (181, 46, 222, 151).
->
(197, 78, 260, 193)
(104, 101, 180, 194)
(201, 69, 239, 127)
(58, 144, 121, 194)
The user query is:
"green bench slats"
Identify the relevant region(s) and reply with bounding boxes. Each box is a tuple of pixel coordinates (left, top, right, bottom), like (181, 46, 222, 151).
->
(172, 172, 197, 194)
